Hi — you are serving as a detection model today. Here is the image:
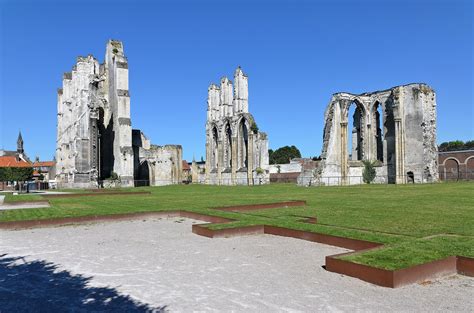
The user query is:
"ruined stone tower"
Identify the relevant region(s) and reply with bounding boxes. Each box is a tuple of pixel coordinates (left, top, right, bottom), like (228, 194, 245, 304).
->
(56, 40, 182, 188)
(299, 83, 438, 186)
(205, 67, 269, 185)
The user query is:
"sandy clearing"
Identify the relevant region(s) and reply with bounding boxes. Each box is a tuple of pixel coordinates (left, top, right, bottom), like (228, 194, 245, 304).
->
(0, 217, 472, 312)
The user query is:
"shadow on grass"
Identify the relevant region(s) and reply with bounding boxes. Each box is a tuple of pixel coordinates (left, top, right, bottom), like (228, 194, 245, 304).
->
(0, 254, 166, 312)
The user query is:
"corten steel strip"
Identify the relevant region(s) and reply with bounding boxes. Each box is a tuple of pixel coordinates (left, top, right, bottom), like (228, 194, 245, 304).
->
(392, 257, 458, 287)
(325, 254, 394, 287)
(457, 256, 474, 276)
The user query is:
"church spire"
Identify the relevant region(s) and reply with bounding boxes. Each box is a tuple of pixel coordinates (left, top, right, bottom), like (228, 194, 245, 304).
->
(17, 131, 24, 154)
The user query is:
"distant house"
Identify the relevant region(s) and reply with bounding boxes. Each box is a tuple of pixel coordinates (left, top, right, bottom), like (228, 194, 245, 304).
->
(189, 159, 206, 183)
(0, 132, 56, 190)
(0, 155, 32, 190)
(32, 159, 56, 183)
(182, 160, 191, 183)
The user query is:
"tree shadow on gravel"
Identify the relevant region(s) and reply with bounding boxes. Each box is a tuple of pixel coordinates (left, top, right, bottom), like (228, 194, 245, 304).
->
(0, 254, 166, 312)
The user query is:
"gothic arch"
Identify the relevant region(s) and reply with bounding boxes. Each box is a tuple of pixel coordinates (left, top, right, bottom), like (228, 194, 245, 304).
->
(372, 101, 384, 162)
(211, 124, 219, 169)
(466, 156, 474, 180)
(222, 120, 233, 169)
(237, 117, 250, 169)
(136, 160, 151, 187)
(442, 157, 461, 166)
(343, 98, 366, 161)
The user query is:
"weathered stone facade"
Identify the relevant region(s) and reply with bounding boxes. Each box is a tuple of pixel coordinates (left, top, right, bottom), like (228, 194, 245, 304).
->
(55, 40, 182, 188)
(205, 67, 269, 185)
(299, 83, 438, 186)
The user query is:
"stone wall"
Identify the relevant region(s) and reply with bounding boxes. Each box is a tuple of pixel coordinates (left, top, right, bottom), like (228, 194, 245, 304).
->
(299, 83, 438, 186)
(56, 40, 182, 188)
(205, 67, 269, 185)
(438, 150, 474, 180)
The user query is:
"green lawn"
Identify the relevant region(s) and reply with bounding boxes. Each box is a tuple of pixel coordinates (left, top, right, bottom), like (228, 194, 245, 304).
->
(1, 183, 473, 271)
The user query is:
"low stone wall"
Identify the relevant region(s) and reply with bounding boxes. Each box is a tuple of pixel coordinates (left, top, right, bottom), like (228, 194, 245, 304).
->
(270, 173, 300, 183)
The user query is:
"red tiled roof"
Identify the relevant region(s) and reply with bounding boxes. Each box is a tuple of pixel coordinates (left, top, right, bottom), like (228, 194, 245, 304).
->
(0, 156, 32, 168)
(32, 161, 55, 167)
(182, 160, 191, 170)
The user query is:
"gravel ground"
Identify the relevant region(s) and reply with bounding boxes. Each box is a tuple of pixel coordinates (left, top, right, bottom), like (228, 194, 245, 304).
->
(0, 217, 472, 312)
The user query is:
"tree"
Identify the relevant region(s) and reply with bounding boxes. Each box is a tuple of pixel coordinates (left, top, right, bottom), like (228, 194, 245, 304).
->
(438, 140, 474, 152)
(362, 160, 377, 184)
(268, 146, 301, 164)
(0, 167, 33, 193)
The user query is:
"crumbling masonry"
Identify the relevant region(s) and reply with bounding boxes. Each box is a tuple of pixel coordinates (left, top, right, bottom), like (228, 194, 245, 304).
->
(205, 67, 269, 185)
(56, 40, 182, 188)
(299, 83, 438, 185)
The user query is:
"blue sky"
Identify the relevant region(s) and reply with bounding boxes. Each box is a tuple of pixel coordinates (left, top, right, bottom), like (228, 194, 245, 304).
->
(0, 0, 472, 161)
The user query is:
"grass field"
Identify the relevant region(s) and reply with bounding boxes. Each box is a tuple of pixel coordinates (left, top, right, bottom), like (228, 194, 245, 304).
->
(2, 183, 473, 271)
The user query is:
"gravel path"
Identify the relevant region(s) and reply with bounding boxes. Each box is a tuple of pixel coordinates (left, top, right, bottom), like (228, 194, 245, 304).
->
(0, 217, 472, 312)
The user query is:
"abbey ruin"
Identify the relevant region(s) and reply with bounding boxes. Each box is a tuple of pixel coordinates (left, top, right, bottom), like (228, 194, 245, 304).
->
(55, 40, 182, 188)
(205, 67, 269, 185)
(299, 83, 438, 186)
(54, 41, 438, 188)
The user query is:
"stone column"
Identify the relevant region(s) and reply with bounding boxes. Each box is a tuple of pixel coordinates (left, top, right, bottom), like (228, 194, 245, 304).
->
(247, 133, 254, 185)
(367, 123, 372, 161)
(205, 141, 210, 184)
(394, 118, 405, 184)
(231, 137, 238, 185)
(217, 139, 223, 185)
(340, 122, 348, 184)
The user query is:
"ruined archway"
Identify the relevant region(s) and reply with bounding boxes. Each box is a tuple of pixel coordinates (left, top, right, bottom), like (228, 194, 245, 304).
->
(211, 126, 219, 170)
(345, 100, 365, 161)
(223, 122, 232, 169)
(136, 160, 151, 187)
(384, 98, 396, 183)
(373, 101, 384, 162)
(238, 118, 249, 169)
(466, 156, 474, 180)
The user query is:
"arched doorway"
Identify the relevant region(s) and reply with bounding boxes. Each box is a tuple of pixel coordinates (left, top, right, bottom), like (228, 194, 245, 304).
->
(136, 160, 150, 187)
(374, 102, 384, 162)
(211, 126, 219, 169)
(224, 122, 232, 169)
(465, 157, 474, 180)
(346, 100, 365, 161)
(444, 158, 460, 181)
(238, 119, 249, 169)
(384, 99, 396, 183)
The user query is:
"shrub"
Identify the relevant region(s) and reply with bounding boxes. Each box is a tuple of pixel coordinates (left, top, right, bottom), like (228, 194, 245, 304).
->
(362, 160, 377, 184)
(250, 122, 259, 134)
(106, 172, 120, 182)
